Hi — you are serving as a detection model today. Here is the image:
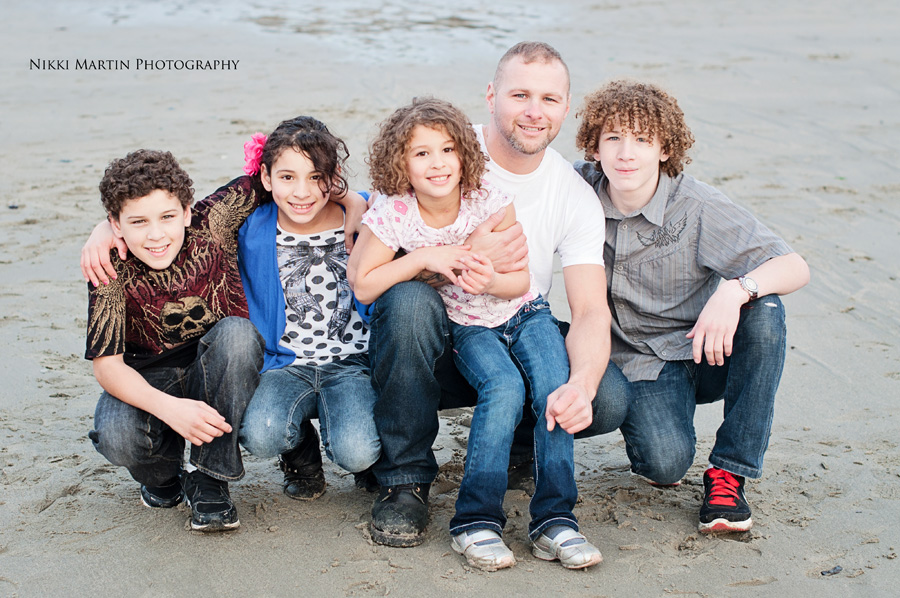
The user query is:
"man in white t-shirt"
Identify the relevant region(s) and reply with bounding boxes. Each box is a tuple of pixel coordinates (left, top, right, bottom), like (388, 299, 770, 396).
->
(367, 42, 629, 553)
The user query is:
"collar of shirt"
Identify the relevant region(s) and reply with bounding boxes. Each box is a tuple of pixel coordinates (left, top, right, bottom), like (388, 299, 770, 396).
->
(597, 172, 671, 227)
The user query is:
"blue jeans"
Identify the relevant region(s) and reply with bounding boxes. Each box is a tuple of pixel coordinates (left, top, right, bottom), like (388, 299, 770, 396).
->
(89, 317, 264, 484)
(616, 296, 787, 482)
(367, 281, 629, 487)
(239, 353, 380, 473)
(449, 299, 577, 540)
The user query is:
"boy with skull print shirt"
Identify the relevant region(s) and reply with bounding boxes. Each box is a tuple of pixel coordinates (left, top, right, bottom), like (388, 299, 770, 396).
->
(85, 150, 264, 533)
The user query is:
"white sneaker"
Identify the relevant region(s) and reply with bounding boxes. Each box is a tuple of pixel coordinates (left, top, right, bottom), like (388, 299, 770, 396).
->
(451, 529, 516, 571)
(532, 527, 602, 569)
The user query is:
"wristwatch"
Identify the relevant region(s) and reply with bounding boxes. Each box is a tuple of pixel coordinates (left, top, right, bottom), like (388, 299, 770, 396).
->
(737, 275, 759, 301)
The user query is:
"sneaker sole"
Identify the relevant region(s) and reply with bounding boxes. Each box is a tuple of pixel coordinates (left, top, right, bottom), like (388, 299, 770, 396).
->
(532, 545, 604, 569)
(369, 523, 425, 548)
(283, 487, 326, 501)
(191, 518, 241, 532)
(698, 517, 753, 534)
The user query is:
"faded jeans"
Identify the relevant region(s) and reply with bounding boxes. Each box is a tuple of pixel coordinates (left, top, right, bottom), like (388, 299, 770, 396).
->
(239, 353, 380, 473)
(89, 317, 264, 484)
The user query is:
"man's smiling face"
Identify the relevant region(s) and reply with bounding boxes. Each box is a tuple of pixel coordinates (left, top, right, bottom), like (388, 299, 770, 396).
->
(487, 56, 570, 157)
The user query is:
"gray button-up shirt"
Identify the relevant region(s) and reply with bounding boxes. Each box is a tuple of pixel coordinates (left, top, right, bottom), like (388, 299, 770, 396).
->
(574, 161, 793, 382)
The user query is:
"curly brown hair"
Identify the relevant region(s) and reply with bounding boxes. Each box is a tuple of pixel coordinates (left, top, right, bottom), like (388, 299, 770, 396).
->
(368, 97, 486, 198)
(253, 115, 349, 203)
(99, 149, 194, 219)
(576, 80, 694, 177)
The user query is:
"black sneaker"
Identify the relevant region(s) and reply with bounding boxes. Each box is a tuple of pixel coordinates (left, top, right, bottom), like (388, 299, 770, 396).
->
(698, 467, 753, 534)
(140, 476, 183, 509)
(278, 422, 326, 501)
(182, 470, 240, 532)
(353, 466, 380, 493)
(370, 483, 430, 547)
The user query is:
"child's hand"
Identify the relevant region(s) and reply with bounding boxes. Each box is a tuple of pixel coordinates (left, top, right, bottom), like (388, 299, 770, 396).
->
(457, 254, 495, 295)
(337, 190, 370, 253)
(160, 396, 233, 446)
(81, 220, 129, 287)
(415, 245, 471, 286)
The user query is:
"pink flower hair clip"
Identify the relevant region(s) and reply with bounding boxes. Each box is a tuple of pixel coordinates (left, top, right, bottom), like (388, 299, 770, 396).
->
(243, 132, 267, 175)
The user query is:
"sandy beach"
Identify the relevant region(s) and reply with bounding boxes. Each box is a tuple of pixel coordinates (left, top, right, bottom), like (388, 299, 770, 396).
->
(1, 1, 899, 596)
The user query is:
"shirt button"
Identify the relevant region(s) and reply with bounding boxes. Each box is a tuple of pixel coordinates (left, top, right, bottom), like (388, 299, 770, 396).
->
(662, 351, 667, 356)
(615, 264, 624, 271)
(622, 224, 628, 229)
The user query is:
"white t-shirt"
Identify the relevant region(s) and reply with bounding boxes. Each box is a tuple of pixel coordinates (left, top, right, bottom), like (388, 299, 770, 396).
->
(474, 124, 606, 296)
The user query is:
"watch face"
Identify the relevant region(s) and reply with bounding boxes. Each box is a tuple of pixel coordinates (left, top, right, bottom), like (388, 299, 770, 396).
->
(743, 277, 758, 292)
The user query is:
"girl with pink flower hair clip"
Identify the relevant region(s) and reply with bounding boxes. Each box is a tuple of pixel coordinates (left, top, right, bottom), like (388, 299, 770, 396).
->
(237, 115, 381, 502)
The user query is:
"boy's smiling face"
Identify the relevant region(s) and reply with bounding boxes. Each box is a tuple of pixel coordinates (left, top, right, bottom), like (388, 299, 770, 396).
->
(110, 189, 191, 269)
(595, 122, 669, 210)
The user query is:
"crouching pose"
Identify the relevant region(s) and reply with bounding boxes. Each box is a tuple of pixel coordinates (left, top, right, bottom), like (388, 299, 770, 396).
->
(349, 98, 602, 570)
(574, 80, 810, 533)
(86, 150, 264, 532)
(237, 117, 381, 499)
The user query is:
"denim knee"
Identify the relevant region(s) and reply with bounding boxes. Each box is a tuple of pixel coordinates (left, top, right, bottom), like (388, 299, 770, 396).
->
(203, 316, 265, 364)
(370, 281, 446, 352)
(630, 438, 694, 485)
(91, 416, 147, 468)
(739, 295, 786, 348)
(328, 436, 380, 473)
(577, 362, 632, 439)
(239, 414, 286, 458)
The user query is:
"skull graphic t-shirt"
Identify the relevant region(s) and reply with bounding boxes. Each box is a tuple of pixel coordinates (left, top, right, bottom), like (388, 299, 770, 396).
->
(85, 177, 260, 369)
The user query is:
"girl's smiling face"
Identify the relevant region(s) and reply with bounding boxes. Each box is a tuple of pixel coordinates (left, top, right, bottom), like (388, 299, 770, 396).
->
(405, 125, 462, 206)
(262, 148, 331, 234)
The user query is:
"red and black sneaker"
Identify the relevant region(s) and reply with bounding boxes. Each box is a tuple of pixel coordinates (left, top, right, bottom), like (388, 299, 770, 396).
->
(698, 467, 753, 534)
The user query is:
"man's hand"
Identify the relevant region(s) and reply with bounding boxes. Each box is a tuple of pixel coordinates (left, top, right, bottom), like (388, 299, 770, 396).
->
(159, 396, 233, 446)
(457, 254, 495, 295)
(686, 280, 746, 366)
(81, 220, 127, 286)
(465, 209, 528, 274)
(545, 382, 593, 434)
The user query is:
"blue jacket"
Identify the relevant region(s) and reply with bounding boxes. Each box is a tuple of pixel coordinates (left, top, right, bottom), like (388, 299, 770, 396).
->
(238, 195, 371, 373)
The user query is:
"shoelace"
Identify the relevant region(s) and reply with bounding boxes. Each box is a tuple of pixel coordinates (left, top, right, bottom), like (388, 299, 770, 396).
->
(707, 468, 740, 507)
(189, 474, 228, 503)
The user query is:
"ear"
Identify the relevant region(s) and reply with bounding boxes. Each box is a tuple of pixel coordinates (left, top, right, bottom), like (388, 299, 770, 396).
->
(109, 215, 124, 239)
(182, 204, 192, 226)
(485, 81, 496, 114)
(564, 93, 571, 119)
(660, 152, 669, 163)
(260, 163, 273, 192)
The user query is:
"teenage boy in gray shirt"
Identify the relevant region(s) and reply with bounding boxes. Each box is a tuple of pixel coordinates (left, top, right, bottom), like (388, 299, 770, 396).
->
(574, 80, 809, 533)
